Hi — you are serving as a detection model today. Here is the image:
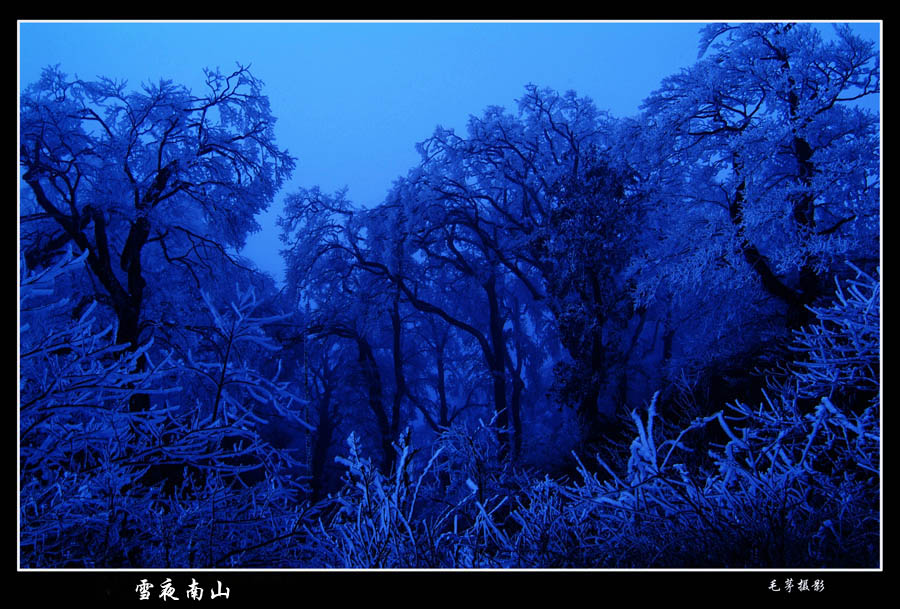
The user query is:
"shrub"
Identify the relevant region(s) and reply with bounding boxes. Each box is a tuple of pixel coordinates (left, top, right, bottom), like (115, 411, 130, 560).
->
(551, 265, 880, 567)
(20, 250, 310, 567)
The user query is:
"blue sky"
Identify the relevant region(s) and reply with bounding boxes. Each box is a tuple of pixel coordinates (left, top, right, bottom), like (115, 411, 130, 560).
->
(18, 21, 881, 283)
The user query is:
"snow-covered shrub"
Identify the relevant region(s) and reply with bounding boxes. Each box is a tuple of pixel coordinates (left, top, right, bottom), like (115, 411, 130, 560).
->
(430, 416, 508, 503)
(304, 420, 530, 568)
(20, 249, 168, 566)
(302, 430, 452, 567)
(425, 417, 534, 567)
(546, 265, 880, 567)
(20, 251, 310, 567)
(789, 263, 880, 407)
(496, 475, 590, 566)
(721, 265, 880, 565)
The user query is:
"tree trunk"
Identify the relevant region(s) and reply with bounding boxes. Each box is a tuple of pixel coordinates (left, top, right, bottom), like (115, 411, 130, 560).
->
(728, 157, 815, 328)
(311, 381, 334, 501)
(484, 274, 511, 458)
(389, 291, 406, 452)
(356, 335, 393, 473)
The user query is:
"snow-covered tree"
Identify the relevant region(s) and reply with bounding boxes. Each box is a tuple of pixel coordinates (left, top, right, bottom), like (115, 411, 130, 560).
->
(632, 23, 879, 330)
(20, 65, 295, 400)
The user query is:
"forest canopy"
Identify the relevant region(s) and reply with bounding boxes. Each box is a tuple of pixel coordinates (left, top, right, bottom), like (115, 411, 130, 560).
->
(19, 22, 880, 569)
